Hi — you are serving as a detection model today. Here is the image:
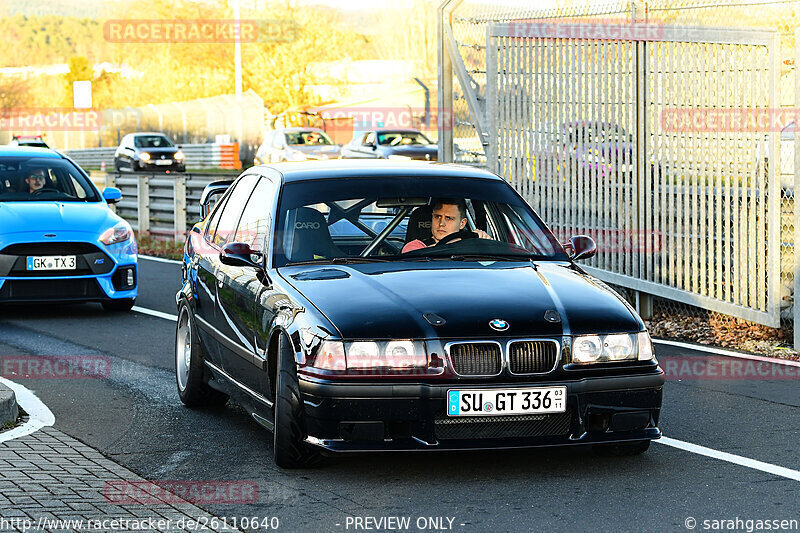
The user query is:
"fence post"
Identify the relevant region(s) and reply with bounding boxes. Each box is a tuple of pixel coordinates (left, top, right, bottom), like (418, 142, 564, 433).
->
(174, 174, 187, 241)
(794, 28, 800, 350)
(137, 175, 150, 235)
(437, 0, 459, 163)
(632, 2, 653, 319)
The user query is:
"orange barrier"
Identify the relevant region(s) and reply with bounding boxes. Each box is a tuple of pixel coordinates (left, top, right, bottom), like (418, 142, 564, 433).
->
(219, 143, 241, 170)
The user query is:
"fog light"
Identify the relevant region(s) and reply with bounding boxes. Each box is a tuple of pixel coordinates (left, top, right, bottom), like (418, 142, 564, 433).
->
(126, 269, 134, 287)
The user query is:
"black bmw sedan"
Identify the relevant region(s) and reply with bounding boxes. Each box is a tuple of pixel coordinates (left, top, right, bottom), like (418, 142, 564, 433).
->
(176, 160, 663, 468)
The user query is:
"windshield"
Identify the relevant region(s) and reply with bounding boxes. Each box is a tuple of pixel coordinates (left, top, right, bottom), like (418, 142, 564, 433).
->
(377, 131, 432, 146)
(286, 131, 333, 146)
(273, 177, 567, 267)
(134, 135, 174, 148)
(0, 156, 100, 202)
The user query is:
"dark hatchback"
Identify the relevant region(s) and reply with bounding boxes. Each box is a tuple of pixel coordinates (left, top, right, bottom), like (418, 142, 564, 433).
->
(176, 160, 663, 467)
(114, 132, 185, 173)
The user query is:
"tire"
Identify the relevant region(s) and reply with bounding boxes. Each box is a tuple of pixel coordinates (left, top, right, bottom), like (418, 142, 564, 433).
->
(273, 334, 322, 468)
(114, 159, 122, 172)
(592, 440, 651, 457)
(101, 298, 135, 312)
(175, 303, 229, 408)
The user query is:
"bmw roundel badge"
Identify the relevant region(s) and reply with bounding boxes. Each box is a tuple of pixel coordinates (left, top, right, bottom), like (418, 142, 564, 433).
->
(489, 318, 509, 331)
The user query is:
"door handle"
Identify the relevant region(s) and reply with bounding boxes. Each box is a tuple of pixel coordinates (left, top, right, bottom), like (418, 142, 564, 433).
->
(216, 272, 224, 288)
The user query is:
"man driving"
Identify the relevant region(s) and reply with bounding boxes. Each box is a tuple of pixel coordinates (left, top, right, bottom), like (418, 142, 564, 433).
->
(402, 198, 490, 253)
(24, 169, 47, 194)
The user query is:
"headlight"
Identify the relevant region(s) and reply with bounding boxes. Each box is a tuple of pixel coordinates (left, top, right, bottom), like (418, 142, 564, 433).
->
(637, 331, 655, 361)
(100, 221, 133, 245)
(315, 341, 346, 371)
(572, 332, 652, 364)
(139, 152, 151, 161)
(307, 340, 431, 374)
(573, 335, 602, 363)
(388, 154, 412, 160)
(174, 151, 185, 160)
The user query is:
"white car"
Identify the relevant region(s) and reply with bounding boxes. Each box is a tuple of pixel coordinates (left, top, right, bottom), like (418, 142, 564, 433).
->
(255, 128, 341, 164)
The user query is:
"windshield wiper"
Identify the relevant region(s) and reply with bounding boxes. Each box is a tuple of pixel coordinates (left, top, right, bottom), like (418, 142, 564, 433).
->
(448, 254, 538, 262)
(287, 257, 392, 266)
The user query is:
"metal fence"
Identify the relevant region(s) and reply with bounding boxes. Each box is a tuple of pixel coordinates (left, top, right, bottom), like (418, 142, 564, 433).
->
(0, 91, 264, 165)
(101, 173, 237, 237)
(66, 144, 242, 171)
(439, 0, 800, 347)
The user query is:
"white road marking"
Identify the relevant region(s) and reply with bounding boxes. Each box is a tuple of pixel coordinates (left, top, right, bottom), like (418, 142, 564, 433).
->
(0, 377, 55, 443)
(132, 306, 178, 322)
(653, 338, 800, 368)
(137, 255, 182, 265)
(657, 436, 800, 482)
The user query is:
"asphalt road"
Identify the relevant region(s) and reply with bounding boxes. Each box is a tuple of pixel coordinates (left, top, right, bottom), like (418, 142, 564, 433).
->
(0, 256, 798, 533)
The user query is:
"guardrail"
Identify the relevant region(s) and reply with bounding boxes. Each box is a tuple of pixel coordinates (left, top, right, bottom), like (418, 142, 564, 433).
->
(97, 172, 240, 237)
(66, 143, 242, 170)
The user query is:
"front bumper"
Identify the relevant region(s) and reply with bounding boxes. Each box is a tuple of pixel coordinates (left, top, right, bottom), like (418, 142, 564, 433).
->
(299, 371, 664, 452)
(0, 237, 138, 303)
(137, 160, 185, 172)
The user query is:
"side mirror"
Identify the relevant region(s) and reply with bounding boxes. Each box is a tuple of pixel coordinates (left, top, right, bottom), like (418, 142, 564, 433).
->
(566, 235, 596, 261)
(220, 242, 263, 269)
(371, 143, 377, 150)
(102, 187, 122, 204)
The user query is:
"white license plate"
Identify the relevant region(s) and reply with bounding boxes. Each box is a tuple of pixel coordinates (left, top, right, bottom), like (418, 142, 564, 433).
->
(27, 255, 76, 270)
(155, 159, 172, 165)
(447, 386, 566, 417)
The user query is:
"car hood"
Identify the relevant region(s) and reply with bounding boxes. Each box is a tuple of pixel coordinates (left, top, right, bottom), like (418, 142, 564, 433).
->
(280, 261, 641, 339)
(0, 201, 118, 238)
(292, 145, 341, 156)
(378, 144, 438, 159)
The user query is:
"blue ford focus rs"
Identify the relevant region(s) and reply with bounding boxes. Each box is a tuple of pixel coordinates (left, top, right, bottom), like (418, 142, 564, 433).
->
(0, 147, 137, 311)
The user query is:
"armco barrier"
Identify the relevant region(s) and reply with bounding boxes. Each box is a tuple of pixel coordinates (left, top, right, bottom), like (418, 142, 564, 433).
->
(65, 143, 242, 171)
(98, 172, 239, 236)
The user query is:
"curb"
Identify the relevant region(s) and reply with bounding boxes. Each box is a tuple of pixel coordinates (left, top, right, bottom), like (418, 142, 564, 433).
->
(0, 382, 18, 428)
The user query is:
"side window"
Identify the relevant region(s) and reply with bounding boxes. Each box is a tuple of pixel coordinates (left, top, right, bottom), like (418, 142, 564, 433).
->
(213, 175, 259, 248)
(234, 178, 275, 252)
(363, 132, 375, 146)
(69, 174, 88, 199)
(204, 187, 232, 245)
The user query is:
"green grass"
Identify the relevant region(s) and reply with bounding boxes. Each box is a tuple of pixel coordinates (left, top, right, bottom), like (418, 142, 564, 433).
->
(136, 231, 184, 260)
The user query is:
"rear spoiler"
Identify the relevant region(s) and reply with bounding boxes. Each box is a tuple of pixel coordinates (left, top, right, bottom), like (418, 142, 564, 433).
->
(199, 179, 234, 219)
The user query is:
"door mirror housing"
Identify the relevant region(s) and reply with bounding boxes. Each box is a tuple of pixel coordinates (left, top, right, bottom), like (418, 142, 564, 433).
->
(102, 187, 122, 204)
(566, 235, 597, 261)
(221, 242, 264, 269)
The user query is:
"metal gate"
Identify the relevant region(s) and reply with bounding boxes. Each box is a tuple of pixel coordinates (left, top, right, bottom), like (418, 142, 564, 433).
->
(440, 3, 782, 328)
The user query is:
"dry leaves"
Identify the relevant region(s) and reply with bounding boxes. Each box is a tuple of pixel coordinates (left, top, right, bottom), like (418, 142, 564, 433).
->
(645, 313, 799, 361)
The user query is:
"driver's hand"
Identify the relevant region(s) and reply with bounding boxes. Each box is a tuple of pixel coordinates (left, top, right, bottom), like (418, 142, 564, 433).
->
(475, 229, 491, 239)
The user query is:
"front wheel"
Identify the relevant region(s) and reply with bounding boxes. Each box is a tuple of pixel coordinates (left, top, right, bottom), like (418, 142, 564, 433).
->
(592, 440, 651, 457)
(273, 334, 322, 468)
(102, 298, 135, 312)
(175, 303, 229, 408)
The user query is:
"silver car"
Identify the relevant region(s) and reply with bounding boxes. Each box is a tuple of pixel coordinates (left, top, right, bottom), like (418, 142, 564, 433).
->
(255, 128, 341, 164)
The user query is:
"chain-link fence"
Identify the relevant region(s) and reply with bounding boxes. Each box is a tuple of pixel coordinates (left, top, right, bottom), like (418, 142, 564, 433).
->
(439, 0, 800, 353)
(0, 91, 264, 165)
